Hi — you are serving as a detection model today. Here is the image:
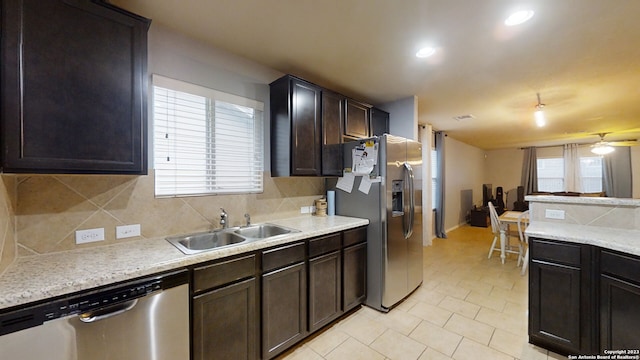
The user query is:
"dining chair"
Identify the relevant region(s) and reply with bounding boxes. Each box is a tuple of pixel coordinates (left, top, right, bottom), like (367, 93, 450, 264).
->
(487, 202, 522, 264)
(517, 210, 530, 275)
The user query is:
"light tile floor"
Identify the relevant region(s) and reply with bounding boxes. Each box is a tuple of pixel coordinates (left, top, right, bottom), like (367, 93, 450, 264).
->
(276, 225, 565, 360)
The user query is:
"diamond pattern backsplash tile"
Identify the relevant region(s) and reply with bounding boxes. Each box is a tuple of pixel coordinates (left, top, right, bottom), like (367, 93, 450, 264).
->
(11, 171, 325, 256)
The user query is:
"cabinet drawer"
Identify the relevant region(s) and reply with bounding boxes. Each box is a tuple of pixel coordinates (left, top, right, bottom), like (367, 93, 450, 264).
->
(531, 238, 581, 267)
(601, 250, 640, 285)
(263, 242, 305, 273)
(193, 254, 256, 293)
(309, 233, 341, 258)
(343, 227, 367, 247)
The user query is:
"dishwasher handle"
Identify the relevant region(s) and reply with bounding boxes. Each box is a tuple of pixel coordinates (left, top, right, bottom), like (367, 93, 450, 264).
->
(78, 299, 138, 323)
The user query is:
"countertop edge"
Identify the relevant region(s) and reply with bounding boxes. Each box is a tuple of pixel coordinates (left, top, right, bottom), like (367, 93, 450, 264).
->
(0, 215, 369, 312)
(525, 222, 640, 257)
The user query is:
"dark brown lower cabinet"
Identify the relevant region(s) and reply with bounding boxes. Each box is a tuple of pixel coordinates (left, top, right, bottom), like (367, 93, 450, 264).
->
(343, 242, 367, 311)
(193, 278, 257, 360)
(309, 250, 341, 332)
(600, 250, 640, 350)
(192, 254, 258, 360)
(262, 262, 307, 359)
(529, 238, 594, 356)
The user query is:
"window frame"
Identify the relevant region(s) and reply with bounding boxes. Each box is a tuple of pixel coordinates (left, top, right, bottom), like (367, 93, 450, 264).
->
(152, 75, 264, 198)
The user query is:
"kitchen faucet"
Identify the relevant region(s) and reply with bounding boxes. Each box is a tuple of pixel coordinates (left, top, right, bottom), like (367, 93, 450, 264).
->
(220, 208, 228, 229)
(244, 213, 251, 227)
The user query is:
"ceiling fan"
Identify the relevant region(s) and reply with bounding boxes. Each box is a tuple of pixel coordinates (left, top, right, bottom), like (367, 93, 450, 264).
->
(590, 133, 638, 155)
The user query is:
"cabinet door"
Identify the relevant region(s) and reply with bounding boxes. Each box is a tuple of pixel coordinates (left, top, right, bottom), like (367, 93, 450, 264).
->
(322, 91, 344, 176)
(370, 107, 390, 136)
(600, 249, 640, 351)
(193, 278, 258, 360)
(291, 79, 322, 176)
(309, 251, 342, 332)
(1, 0, 149, 174)
(343, 242, 367, 311)
(600, 275, 640, 350)
(262, 262, 307, 359)
(529, 239, 592, 355)
(344, 99, 370, 139)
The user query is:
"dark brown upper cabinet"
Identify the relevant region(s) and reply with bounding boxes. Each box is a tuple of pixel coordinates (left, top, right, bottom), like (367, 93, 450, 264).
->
(370, 107, 390, 136)
(344, 99, 371, 140)
(270, 75, 322, 176)
(321, 90, 344, 176)
(1, 0, 150, 174)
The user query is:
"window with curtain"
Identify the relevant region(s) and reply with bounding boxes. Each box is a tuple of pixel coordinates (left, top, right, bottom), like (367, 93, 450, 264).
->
(537, 156, 603, 193)
(153, 75, 264, 197)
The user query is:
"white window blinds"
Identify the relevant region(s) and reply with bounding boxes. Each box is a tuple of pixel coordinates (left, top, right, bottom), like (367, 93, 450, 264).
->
(153, 75, 264, 197)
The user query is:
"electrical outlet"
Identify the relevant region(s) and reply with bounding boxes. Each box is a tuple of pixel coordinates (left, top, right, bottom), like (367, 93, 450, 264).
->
(545, 209, 565, 220)
(300, 206, 311, 214)
(75, 228, 105, 244)
(116, 224, 141, 239)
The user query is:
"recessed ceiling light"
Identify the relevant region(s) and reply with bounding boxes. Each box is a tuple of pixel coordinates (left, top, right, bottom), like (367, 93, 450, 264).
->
(505, 10, 534, 26)
(416, 47, 436, 58)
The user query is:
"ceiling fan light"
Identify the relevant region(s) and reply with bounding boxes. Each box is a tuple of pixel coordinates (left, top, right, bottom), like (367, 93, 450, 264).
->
(591, 144, 615, 155)
(505, 10, 535, 26)
(534, 109, 546, 127)
(416, 47, 436, 58)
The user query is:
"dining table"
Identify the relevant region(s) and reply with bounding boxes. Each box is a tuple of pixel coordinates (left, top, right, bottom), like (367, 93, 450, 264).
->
(497, 210, 525, 264)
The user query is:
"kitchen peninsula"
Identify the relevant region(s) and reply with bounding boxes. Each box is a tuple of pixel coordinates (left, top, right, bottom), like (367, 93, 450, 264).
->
(525, 195, 640, 356)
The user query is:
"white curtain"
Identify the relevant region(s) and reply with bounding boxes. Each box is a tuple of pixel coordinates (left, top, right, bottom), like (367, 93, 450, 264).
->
(563, 143, 581, 192)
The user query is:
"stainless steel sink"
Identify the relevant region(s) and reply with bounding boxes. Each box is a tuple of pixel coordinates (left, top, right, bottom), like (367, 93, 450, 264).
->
(233, 223, 299, 239)
(167, 229, 246, 255)
(167, 223, 300, 254)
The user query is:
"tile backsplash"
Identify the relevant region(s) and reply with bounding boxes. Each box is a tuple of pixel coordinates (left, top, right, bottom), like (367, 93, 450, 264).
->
(530, 201, 640, 230)
(0, 176, 16, 274)
(1, 171, 324, 261)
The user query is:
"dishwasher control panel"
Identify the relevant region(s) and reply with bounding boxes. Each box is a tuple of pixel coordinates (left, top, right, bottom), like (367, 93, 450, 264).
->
(43, 280, 162, 320)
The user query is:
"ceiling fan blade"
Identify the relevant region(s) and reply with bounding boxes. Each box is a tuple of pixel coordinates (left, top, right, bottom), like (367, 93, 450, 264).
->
(609, 140, 638, 147)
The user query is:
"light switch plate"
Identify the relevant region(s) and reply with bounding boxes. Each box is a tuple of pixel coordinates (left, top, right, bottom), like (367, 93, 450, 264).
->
(545, 209, 565, 220)
(116, 224, 141, 239)
(76, 228, 105, 244)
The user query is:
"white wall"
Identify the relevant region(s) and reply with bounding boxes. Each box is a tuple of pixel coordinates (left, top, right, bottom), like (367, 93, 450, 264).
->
(379, 96, 418, 141)
(147, 24, 282, 169)
(484, 148, 524, 204)
(444, 136, 486, 232)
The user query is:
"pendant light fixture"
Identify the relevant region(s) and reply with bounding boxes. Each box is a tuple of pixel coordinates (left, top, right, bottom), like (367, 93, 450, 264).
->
(534, 93, 546, 127)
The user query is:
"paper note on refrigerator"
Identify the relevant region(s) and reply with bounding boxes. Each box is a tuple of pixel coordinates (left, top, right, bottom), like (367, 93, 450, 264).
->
(352, 141, 378, 175)
(336, 172, 356, 193)
(358, 176, 373, 194)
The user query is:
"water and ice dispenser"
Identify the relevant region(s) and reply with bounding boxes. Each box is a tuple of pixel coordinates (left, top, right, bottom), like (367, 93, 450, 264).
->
(391, 179, 404, 216)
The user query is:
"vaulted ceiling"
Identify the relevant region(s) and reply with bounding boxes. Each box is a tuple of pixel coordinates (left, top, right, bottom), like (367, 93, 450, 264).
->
(112, 0, 640, 150)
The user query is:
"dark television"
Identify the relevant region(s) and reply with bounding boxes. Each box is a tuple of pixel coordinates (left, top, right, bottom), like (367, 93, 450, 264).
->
(482, 183, 493, 207)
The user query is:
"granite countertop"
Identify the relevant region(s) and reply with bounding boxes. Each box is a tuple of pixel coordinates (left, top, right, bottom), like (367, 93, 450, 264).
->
(0, 215, 368, 312)
(526, 222, 640, 257)
(525, 195, 640, 207)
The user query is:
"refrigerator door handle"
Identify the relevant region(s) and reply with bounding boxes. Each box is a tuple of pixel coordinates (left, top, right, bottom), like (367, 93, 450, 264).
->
(403, 162, 415, 239)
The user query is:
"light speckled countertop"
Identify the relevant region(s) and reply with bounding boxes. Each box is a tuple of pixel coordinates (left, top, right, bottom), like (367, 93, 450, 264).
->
(0, 215, 368, 311)
(526, 222, 640, 256)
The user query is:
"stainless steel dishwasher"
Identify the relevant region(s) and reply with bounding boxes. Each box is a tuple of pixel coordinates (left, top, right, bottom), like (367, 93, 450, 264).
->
(0, 270, 189, 360)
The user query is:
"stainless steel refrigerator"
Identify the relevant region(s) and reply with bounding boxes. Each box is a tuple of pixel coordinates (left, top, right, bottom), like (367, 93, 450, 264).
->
(334, 134, 423, 312)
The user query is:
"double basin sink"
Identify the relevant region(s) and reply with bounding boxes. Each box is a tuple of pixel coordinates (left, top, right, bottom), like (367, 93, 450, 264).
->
(166, 224, 300, 255)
